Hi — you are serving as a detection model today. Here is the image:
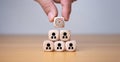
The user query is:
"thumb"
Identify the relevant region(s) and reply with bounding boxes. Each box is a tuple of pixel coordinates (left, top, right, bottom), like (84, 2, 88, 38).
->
(61, 0, 72, 21)
(35, 0, 58, 22)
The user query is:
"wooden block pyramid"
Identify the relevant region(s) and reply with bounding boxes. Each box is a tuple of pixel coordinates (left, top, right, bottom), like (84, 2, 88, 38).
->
(43, 17, 76, 52)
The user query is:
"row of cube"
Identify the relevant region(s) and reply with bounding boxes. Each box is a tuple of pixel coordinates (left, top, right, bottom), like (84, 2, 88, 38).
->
(43, 40, 76, 52)
(48, 30, 70, 41)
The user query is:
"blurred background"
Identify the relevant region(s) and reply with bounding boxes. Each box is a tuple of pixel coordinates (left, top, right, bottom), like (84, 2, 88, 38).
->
(0, 0, 120, 35)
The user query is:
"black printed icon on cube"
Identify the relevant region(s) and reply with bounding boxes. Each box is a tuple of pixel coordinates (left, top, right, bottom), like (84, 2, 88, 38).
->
(62, 32, 68, 39)
(57, 43, 62, 49)
(60, 30, 70, 41)
(66, 40, 76, 51)
(43, 40, 54, 51)
(54, 41, 65, 51)
(49, 30, 59, 41)
(51, 32, 56, 39)
(68, 43, 73, 49)
(46, 43, 51, 50)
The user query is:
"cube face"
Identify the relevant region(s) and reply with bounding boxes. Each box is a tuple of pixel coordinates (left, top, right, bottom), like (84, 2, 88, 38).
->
(43, 40, 54, 51)
(60, 30, 71, 41)
(65, 40, 76, 51)
(53, 17, 64, 28)
(48, 30, 59, 41)
(54, 41, 65, 51)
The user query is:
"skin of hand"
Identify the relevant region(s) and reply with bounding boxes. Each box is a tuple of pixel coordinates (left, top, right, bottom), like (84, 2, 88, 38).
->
(35, 0, 76, 22)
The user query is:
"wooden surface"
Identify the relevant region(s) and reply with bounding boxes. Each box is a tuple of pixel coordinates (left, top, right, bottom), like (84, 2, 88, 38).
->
(0, 35, 120, 62)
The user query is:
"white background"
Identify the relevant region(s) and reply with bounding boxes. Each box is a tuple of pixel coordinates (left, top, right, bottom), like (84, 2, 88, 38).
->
(0, 0, 120, 34)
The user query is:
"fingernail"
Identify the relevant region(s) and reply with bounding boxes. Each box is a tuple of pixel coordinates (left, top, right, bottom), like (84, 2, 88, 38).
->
(66, 15, 70, 21)
(64, 15, 69, 21)
(48, 12, 54, 22)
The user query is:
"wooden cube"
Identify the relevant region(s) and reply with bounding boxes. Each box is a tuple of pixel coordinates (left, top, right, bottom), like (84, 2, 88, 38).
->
(48, 30, 59, 41)
(43, 40, 54, 51)
(65, 40, 76, 52)
(54, 41, 65, 52)
(60, 30, 71, 41)
(53, 17, 64, 28)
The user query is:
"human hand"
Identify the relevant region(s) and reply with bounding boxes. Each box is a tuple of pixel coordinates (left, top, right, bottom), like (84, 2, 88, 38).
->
(35, 0, 76, 22)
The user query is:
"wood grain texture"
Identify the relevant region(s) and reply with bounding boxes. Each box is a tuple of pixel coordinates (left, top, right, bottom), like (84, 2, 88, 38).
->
(0, 35, 120, 62)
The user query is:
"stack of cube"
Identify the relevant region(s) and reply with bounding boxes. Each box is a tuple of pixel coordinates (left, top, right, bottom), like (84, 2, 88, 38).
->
(43, 17, 76, 52)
